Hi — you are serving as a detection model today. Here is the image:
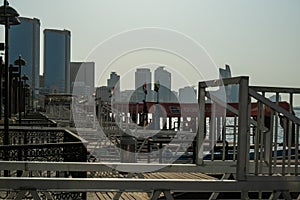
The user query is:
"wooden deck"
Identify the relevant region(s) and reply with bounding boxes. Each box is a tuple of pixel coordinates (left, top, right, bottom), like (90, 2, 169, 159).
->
(89, 172, 216, 200)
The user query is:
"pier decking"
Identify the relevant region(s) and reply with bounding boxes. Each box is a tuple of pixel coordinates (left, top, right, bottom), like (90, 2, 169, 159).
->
(89, 172, 215, 200)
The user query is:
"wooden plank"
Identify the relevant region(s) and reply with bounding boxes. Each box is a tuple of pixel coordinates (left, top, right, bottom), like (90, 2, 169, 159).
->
(169, 173, 185, 179)
(147, 173, 162, 179)
(95, 192, 107, 200)
(121, 192, 131, 200)
(180, 173, 198, 179)
(144, 172, 216, 180)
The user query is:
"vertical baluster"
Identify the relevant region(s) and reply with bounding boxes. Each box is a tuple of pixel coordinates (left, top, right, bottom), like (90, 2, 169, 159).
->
(268, 110, 274, 175)
(287, 93, 293, 172)
(261, 92, 267, 174)
(295, 125, 299, 175)
(282, 118, 287, 176)
(254, 102, 260, 175)
(210, 103, 216, 161)
(259, 102, 264, 174)
(222, 116, 226, 161)
(233, 116, 237, 161)
(273, 93, 279, 173)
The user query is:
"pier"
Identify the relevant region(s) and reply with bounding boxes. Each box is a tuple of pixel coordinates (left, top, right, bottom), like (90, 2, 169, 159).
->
(0, 76, 300, 199)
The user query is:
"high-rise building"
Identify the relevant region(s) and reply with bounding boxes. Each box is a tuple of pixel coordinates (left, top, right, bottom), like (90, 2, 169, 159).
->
(219, 64, 238, 102)
(107, 72, 120, 101)
(179, 86, 197, 103)
(44, 29, 71, 93)
(154, 66, 171, 102)
(135, 68, 151, 102)
(9, 17, 40, 99)
(70, 62, 95, 96)
(96, 86, 110, 103)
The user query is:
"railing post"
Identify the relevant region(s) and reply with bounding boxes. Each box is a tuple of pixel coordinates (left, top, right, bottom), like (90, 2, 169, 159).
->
(196, 82, 206, 165)
(236, 77, 250, 180)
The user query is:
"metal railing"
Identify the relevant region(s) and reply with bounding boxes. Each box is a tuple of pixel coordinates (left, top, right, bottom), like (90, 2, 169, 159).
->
(12, 112, 57, 127)
(0, 76, 299, 199)
(0, 127, 87, 199)
(249, 86, 300, 176)
(197, 76, 300, 179)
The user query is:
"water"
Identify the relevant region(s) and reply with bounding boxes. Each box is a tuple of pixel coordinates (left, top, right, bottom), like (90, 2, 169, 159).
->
(223, 109, 300, 146)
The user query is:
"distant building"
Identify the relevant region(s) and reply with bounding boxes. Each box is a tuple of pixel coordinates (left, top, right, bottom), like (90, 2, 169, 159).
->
(39, 75, 44, 88)
(44, 29, 71, 93)
(70, 62, 95, 99)
(219, 64, 232, 79)
(154, 66, 171, 102)
(96, 86, 110, 102)
(269, 95, 282, 102)
(171, 90, 179, 102)
(179, 86, 197, 103)
(107, 72, 120, 101)
(120, 90, 135, 102)
(9, 17, 40, 108)
(37, 74, 45, 108)
(135, 68, 151, 102)
(219, 64, 238, 102)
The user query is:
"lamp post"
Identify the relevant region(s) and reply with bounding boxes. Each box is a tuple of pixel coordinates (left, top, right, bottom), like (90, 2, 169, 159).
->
(9, 64, 18, 117)
(0, 0, 21, 146)
(14, 55, 26, 124)
(0, 57, 3, 120)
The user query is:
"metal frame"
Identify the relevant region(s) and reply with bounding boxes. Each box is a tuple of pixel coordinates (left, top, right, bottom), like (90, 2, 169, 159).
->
(0, 177, 299, 192)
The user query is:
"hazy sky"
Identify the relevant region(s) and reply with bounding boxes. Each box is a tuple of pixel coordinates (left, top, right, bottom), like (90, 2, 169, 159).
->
(1, 0, 300, 101)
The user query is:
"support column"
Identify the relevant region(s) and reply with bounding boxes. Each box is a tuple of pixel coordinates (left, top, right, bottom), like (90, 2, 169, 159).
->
(236, 77, 250, 180)
(196, 82, 206, 165)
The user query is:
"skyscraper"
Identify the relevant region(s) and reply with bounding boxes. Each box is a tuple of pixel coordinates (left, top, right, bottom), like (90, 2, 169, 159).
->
(219, 64, 238, 102)
(179, 86, 197, 103)
(9, 17, 40, 98)
(135, 68, 151, 102)
(44, 29, 71, 93)
(154, 66, 171, 102)
(107, 72, 120, 101)
(70, 62, 95, 96)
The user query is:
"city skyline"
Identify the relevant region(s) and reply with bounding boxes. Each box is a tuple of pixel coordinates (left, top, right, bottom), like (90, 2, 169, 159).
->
(1, 1, 300, 104)
(1, 1, 299, 89)
(100, 66, 197, 103)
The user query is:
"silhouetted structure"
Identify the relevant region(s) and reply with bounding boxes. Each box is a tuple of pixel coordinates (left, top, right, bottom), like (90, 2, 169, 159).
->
(9, 17, 40, 109)
(135, 68, 151, 102)
(107, 72, 120, 101)
(219, 64, 238, 102)
(44, 29, 71, 93)
(154, 66, 171, 102)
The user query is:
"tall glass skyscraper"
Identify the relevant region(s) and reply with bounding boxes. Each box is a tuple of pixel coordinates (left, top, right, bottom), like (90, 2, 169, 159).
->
(154, 66, 171, 102)
(9, 17, 40, 97)
(44, 29, 71, 93)
(135, 68, 151, 102)
(107, 72, 120, 101)
(70, 62, 95, 96)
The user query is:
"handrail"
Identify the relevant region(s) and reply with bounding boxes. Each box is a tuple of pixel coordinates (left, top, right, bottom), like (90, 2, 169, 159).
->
(0, 177, 299, 192)
(250, 86, 300, 94)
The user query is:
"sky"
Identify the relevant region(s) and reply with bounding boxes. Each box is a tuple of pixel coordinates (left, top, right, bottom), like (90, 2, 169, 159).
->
(1, 0, 300, 102)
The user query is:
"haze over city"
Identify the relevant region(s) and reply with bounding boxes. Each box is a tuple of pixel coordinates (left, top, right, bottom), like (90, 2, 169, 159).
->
(1, 0, 299, 91)
(1, 1, 300, 198)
